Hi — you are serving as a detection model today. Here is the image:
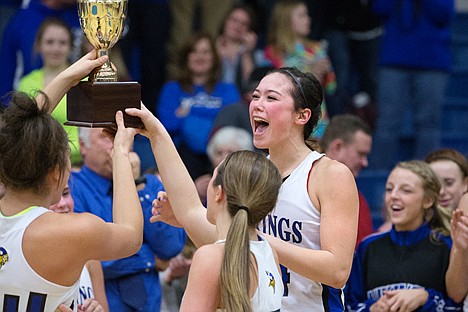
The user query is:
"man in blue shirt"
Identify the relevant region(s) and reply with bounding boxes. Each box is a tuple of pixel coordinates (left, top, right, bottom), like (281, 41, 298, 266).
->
(71, 127, 186, 312)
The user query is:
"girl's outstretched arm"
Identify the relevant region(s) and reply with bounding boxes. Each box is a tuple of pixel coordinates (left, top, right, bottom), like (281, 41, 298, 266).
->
(126, 105, 216, 247)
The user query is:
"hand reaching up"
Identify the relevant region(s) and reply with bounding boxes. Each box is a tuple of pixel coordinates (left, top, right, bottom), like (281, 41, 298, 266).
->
(103, 110, 137, 158)
(150, 191, 183, 228)
(40, 50, 108, 113)
(125, 104, 163, 140)
(59, 50, 108, 88)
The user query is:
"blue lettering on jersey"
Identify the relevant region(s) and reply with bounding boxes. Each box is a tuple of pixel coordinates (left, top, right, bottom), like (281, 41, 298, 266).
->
(260, 215, 303, 243)
(280, 265, 290, 296)
(27, 292, 47, 312)
(258, 215, 305, 298)
(3, 292, 47, 312)
(4, 294, 20, 311)
(79, 286, 94, 305)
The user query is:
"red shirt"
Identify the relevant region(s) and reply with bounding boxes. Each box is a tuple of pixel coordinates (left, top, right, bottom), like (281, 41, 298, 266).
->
(356, 191, 374, 248)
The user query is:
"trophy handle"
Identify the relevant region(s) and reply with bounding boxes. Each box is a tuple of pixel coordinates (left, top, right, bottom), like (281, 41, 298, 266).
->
(90, 49, 117, 82)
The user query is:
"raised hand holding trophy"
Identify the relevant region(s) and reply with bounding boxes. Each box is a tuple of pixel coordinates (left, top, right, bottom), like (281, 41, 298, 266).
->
(66, 0, 142, 127)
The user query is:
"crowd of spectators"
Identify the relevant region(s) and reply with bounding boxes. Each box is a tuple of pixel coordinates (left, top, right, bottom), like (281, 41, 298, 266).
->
(1, 0, 467, 311)
(0, 0, 460, 169)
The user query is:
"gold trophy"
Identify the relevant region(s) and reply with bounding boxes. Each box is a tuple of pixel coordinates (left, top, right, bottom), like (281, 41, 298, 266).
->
(66, 0, 142, 127)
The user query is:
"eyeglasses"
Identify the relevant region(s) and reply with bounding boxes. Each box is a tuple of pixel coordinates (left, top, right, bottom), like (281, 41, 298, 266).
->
(282, 69, 308, 107)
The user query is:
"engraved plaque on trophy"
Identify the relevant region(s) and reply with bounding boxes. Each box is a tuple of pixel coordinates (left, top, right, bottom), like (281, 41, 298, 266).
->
(66, 0, 142, 128)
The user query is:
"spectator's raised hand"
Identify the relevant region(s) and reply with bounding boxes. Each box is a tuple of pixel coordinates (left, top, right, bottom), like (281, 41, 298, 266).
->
(242, 31, 258, 53)
(165, 254, 192, 284)
(451, 209, 468, 251)
(310, 58, 330, 83)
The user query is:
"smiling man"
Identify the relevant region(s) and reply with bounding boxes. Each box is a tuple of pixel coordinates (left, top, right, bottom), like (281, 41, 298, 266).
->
(320, 114, 374, 246)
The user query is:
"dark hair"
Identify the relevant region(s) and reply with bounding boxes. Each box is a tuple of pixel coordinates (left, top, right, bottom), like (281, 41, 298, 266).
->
(242, 66, 275, 94)
(425, 148, 468, 179)
(0, 92, 70, 194)
(177, 32, 221, 94)
(34, 17, 74, 57)
(268, 67, 323, 148)
(320, 114, 372, 152)
(218, 3, 258, 35)
(213, 150, 281, 312)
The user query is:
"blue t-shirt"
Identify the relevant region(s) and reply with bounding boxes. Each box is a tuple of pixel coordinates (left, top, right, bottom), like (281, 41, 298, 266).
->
(157, 81, 240, 153)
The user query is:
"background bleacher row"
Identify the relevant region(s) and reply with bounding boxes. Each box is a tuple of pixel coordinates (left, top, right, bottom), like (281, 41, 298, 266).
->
(357, 11, 468, 229)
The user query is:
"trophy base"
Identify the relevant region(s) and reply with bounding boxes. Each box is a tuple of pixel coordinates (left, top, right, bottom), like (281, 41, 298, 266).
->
(66, 81, 143, 128)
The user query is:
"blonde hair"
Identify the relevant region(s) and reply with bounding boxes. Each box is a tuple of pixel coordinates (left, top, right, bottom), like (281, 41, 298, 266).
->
(267, 0, 306, 56)
(396, 160, 451, 237)
(213, 151, 282, 312)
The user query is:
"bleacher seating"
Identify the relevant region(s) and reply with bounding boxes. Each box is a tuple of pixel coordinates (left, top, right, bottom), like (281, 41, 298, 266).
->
(443, 12, 468, 155)
(359, 12, 468, 229)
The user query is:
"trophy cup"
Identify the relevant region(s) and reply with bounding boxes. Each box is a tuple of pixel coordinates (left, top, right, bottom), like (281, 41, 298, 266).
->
(66, 0, 142, 127)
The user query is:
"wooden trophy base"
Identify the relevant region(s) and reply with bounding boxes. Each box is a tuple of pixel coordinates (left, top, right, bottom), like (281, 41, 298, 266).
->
(66, 81, 143, 128)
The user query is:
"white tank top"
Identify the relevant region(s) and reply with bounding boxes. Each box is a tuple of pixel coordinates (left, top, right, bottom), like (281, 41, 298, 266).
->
(250, 238, 283, 312)
(259, 151, 344, 311)
(78, 265, 94, 306)
(0, 206, 79, 311)
(215, 238, 283, 312)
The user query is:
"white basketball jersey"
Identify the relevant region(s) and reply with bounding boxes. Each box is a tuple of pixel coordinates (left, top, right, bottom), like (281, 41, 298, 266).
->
(260, 151, 345, 311)
(78, 265, 94, 306)
(214, 237, 283, 312)
(0, 207, 79, 311)
(250, 238, 283, 312)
